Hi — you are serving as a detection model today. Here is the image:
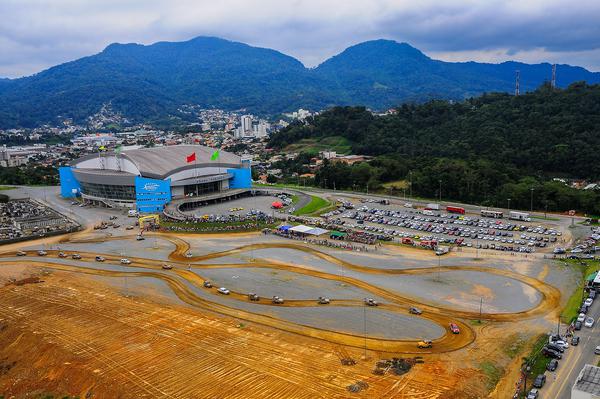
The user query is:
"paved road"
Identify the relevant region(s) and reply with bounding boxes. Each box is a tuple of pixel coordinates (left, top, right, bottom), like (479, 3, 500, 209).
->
(533, 295, 600, 398)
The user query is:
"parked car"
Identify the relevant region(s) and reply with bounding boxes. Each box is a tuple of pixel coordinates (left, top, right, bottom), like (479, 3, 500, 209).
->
(136, 234, 144, 241)
(449, 323, 460, 334)
(577, 313, 587, 323)
(409, 306, 422, 315)
(417, 340, 432, 349)
(589, 289, 597, 299)
(546, 359, 558, 371)
(126, 225, 134, 230)
(585, 298, 594, 307)
(95, 256, 105, 262)
(595, 345, 600, 355)
(542, 347, 562, 359)
(217, 287, 230, 295)
(546, 343, 564, 353)
(572, 336, 580, 346)
(203, 281, 212, 288)
(585, 317, 595, 328)
(526, 388, 539, 399)
(532, 374, 546, 388)
(575, 321, 583, 330)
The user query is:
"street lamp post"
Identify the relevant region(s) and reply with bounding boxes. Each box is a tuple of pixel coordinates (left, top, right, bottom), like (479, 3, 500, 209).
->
(530, 188, 534, 212)
(438, 180, 442, 203)
(507, 198, 511, 214)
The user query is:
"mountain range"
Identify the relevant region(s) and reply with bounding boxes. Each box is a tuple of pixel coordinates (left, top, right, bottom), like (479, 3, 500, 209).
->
(0, 36, 599, 128)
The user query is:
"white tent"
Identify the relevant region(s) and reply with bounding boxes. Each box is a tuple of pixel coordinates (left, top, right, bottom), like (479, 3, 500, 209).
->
(289, 225, 329, 236)
(289, 225, 314, 234)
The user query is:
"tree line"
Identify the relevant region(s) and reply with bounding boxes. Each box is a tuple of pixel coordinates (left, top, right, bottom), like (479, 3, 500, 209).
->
(268, 83, 600, 215)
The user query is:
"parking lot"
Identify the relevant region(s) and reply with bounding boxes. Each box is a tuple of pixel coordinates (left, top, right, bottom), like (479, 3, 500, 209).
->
(323, 200, 564, 254)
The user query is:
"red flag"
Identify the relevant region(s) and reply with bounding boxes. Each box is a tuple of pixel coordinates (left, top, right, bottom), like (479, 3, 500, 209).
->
(186, 152, 196, 163)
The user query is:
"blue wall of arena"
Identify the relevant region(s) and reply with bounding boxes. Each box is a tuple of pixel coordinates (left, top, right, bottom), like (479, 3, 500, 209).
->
(135, 177, 171, 213)
(59, 166, 81, 198)
(227, 161, 252, 189)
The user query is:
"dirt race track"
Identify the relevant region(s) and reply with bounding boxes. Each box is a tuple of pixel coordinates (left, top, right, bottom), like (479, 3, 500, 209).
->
(0, 231, 563, 398)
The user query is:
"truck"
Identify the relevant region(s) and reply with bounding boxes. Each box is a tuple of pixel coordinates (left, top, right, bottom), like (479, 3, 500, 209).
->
(425, 203, 440, 211)
(509, 211, 530, 221)
(446, 206, 465, 215)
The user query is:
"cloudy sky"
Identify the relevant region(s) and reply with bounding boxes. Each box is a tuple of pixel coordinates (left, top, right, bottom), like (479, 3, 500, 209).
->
(1, 0, 600, 78)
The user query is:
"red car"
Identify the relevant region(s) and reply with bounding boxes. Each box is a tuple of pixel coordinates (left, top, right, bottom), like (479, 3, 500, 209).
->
(449, 323, 460, 334)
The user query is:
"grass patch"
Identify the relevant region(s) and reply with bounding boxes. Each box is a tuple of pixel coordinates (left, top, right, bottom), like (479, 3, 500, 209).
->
(294, 195, 329, 216)
(522, 334, 551, 384)
(560, 259, 599, 323)
(469, 319, 487, 326)
(504, 333, 528, 359)
(0, 186, 15, 191)
(161, 220, 276, 233)
(284, 136, 352, 155)
(479, 361, 504, 390)
(531, 215, 560, 221)
(382, 180, 409, 190)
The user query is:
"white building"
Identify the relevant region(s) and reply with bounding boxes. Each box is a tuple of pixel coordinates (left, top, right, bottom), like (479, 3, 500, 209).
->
(572, 364, 600, 399)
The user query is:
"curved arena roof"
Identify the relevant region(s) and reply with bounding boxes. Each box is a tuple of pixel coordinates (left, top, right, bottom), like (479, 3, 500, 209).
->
(72, 145, 242, 180)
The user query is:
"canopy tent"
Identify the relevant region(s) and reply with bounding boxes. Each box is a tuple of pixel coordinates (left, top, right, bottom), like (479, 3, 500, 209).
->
(329, 231, 347, 238)
(288, 225, 329, 236)
(278, 225, 292, 232)
(306, 227, 328, 236)
(289, 225, 314, 234)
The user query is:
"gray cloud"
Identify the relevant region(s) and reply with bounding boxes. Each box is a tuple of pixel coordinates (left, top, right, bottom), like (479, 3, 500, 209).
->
(0, 0, 599, 78)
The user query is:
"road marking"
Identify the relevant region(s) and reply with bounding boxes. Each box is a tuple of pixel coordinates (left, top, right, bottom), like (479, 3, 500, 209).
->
(553, 335, 591, 397)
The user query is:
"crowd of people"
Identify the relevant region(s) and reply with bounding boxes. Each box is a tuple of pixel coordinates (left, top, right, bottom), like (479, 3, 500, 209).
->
(264, 228, 375, 252)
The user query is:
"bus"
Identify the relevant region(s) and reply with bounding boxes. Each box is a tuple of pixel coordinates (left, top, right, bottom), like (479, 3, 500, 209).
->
(480, 210, 503, 219)
(446, 206, 465, 215)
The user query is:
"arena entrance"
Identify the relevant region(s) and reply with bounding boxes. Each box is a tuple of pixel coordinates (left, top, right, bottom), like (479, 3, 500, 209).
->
(184, 181, 220, 196)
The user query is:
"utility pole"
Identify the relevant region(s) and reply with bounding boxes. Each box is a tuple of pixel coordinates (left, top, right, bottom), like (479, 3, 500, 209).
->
(363, 306, 368, 360)
(515, 70, 520, 96)
(530, 188, 534, 212)
(409, 171, 413, 198)
(479, 297, 483, 322)
(551, 64, 557, 89)
(507, 198, 511, 214)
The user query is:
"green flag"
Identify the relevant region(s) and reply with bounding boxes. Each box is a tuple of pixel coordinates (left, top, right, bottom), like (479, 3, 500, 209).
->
(210, 150, 219, 161)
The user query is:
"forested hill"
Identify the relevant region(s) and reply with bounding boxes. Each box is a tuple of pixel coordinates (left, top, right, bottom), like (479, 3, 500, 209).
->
(1, 37, 600, 128)
(267, 83, 600, 214)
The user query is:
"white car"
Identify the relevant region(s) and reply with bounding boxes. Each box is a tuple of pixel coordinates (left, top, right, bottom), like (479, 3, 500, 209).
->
(217, 287, 230, 295)
(577, 313, 587, 323)
(585, 298, 594, 307)
(120, 258, 131, 264)
(585, 317, 595, 328)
